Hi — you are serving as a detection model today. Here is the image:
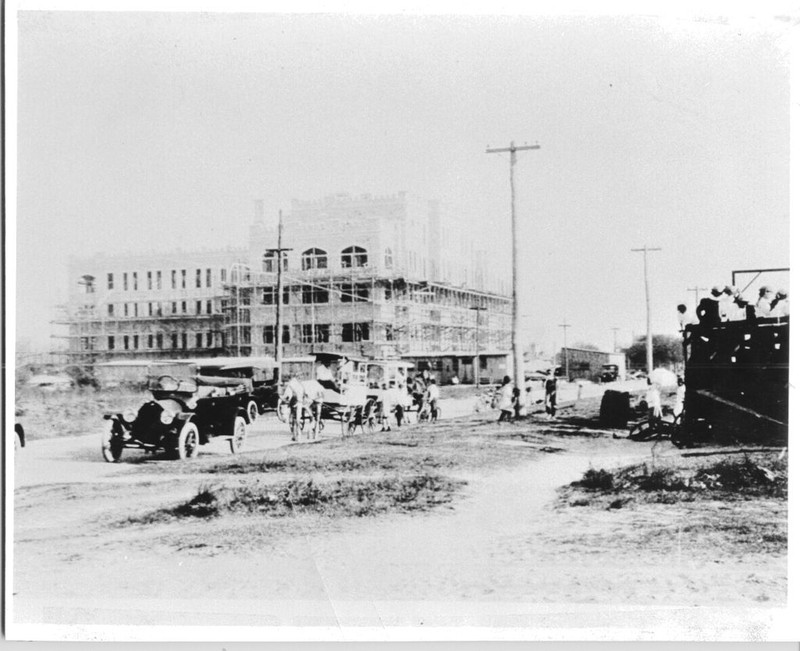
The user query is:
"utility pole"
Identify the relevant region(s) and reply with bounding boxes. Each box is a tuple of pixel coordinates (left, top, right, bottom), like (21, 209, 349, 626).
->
(265, 210, 292, 385)
(469, 305, 488, 388)
(486, 140, 540, 392)
(631, 245, 662, 375)
(558, 318, 571, 381)
(611, 327, 620, 352)
(686, 286, 707, 308)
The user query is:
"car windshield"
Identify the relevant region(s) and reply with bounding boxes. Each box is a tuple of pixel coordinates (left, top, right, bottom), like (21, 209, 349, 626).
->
(146, 363, 198, 393)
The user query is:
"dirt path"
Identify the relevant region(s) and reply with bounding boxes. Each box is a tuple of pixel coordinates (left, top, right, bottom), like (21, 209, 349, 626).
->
(10, 424, 786, 639)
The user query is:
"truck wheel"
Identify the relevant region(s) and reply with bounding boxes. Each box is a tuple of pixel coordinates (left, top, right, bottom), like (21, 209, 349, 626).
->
(172, 423, 200, 460)
(246, 401, 258, 423)
(230, 416, 247, 453)
(101, 427, 123, 463)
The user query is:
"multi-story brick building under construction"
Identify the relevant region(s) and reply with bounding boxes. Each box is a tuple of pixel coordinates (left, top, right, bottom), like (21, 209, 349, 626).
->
(61, 192, 512, 384)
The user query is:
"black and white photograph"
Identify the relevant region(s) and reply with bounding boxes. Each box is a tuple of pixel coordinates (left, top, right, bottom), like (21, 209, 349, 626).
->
(5, 1, 797, 642)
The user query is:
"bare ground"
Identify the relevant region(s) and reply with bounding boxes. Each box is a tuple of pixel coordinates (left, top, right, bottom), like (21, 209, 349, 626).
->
(9, 392, 788, 638)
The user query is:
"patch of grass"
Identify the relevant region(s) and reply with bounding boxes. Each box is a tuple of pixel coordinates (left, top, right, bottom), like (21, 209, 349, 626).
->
(128, 473, 467, 524)
(565, 451, 787, 507)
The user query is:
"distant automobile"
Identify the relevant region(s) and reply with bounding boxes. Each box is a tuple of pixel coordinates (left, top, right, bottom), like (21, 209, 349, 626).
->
(600, 364, 619, 383)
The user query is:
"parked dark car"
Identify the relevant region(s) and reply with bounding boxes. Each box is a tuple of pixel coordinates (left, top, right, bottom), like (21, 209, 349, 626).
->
(600, 364, 620, 383)
(102, 361, 256, 462)
(193, 357, 279, 418)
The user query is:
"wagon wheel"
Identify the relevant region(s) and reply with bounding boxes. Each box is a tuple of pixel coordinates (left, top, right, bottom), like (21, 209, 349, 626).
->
(101, 425, 124, 463)
(628, 420, 658, 442)
(669, 414, 689, 448)
(362, 401, 377, 434)
(276, 399, 290, 423)
(229, 416, 247, 453)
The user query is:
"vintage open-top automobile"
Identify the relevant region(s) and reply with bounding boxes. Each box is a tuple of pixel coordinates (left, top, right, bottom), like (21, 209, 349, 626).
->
(101, 360, 259, 462)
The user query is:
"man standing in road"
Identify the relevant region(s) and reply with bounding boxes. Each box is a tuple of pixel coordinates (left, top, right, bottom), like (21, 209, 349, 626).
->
(497, 375, 514, 422)
(544, 371, 558, 420)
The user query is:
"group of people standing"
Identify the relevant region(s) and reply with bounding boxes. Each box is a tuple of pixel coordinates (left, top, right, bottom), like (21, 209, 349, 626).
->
(376, 372, 440, 431)
(496, 371, 558, 422)
(678, 285, 789, 332)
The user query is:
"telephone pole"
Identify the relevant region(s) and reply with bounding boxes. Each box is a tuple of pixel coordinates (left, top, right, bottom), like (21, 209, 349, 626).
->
(686, 286, 707, 308)
(486, 140, 540, 391)
(469, 305, 488, 388)
(265, 210, 292, 384)
(631, 245, 662, 375)
(558, 318, 571, 381)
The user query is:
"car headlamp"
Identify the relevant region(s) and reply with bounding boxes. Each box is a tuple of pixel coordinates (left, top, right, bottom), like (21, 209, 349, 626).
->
(160, 409, 175, 425)
(122, 409, 137, 423)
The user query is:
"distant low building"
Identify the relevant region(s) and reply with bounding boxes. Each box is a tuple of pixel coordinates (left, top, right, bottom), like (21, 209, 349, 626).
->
(558, 347, 626, 382)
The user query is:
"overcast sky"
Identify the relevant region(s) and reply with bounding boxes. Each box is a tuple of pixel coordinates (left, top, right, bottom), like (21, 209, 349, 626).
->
(13, 9, 792, 355)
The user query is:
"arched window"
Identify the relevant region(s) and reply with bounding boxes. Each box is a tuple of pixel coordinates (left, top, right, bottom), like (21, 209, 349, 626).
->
(341, 246, 368, 268)
(301, 248, 328, 271)
(384, 247, 393, 269)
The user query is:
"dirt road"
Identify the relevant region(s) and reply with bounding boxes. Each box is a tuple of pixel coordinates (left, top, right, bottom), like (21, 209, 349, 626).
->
(9, 383, 789, 640)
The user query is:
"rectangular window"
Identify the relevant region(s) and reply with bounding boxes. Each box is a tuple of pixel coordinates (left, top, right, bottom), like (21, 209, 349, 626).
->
(172, 333, 178, 349)
(205, 268, 212, 288)
(302, 286, 329, 304)
(148, 334, 154, 349)
(262, 288, 276, 305)
(181, 301, 187, 314)
(171, 270, 177, 289)
(156, 333, 163, 349)
(206, 300, 212, 314)
(238, 308, 250, 323)
(301, 324, 314, 344)
(196, 333, 203, 348)
(132, 272, 138, 291)
(181, 333, 188, 349)
(124, 303, 129, 317)
(107, 273, 114, 290)
(196, 269, 202, 288)
(108, 335, 115, 350)
(207, 332, 214, 348)
(147, 271, 152, 290)
(282, 325, 291, 344)
(385, 325, 394, 341)
(181, 269, 186, 289)
(221, 267, 227, 283)
(123, 273, 128, 291)
(133, 303, 138, 317)
(315, 324, 330, 343)
(241, 327, 251, 345)
(156, 270, 162, 290)
(133, 335, 139, 349)
(172, 302, 178, 315)
(148, 302, 153, 316)
(196, 300, 202, 314)
(123, 335, 130, 350)
(342, 323, 370, 342)
(263, 325, 275, 345)
(108, 304, 114, 316)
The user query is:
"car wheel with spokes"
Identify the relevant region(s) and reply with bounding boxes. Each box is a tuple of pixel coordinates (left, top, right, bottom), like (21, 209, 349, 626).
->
(230, 416, 247, 453)
(172, 422, 200, 460)
(101, 426, 124, 463)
